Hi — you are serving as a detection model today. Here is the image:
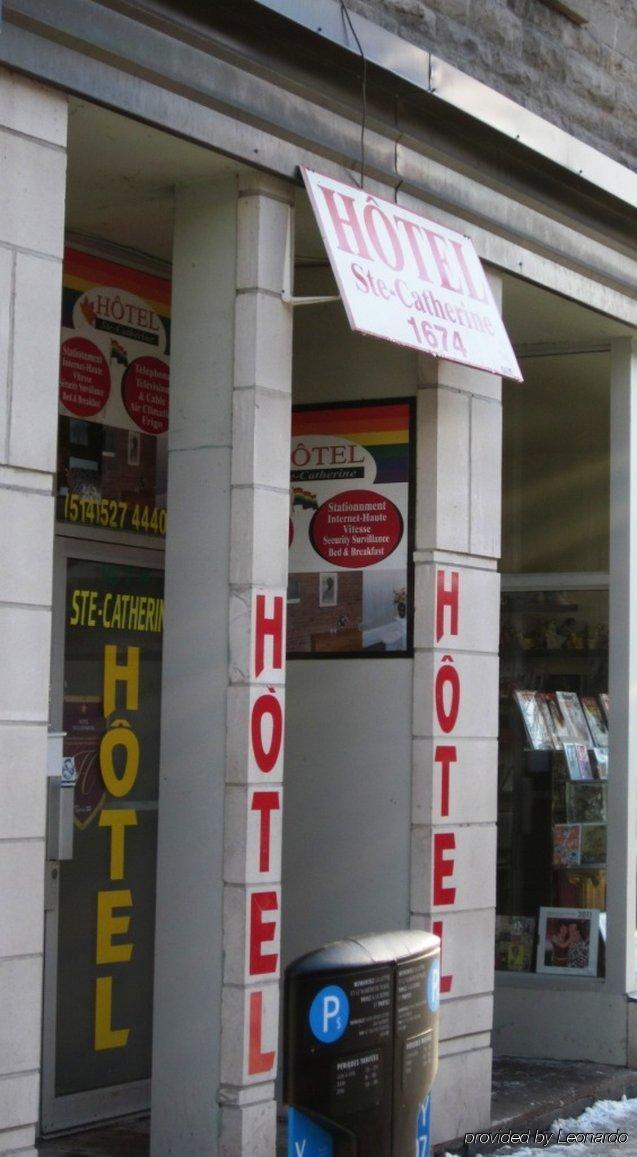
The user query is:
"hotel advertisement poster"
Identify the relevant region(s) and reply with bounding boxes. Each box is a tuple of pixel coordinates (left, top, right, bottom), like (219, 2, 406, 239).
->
(288, 399, 414, 656)
(57, 248, 171, 538)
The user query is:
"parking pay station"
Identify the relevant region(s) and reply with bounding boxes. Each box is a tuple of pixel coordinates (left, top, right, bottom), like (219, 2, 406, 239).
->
(284, 930, 440, 1156)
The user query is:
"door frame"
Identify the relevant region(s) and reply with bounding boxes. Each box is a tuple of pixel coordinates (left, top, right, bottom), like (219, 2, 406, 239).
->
(41, 533, 164, 1134)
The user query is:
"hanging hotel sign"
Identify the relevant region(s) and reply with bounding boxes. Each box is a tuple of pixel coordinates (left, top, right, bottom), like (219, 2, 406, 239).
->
(301, 168, 523, 381)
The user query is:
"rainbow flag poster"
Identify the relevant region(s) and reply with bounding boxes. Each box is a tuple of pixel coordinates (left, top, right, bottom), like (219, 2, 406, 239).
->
(288, 399, 413, 656)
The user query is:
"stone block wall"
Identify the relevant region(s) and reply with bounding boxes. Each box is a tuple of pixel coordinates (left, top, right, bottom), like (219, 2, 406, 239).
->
(347, 0, 637, 170)
(0, 67, 67, 1156)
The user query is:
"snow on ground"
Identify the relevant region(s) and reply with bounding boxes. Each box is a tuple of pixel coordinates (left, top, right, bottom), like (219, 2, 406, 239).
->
(462, 1096, 637, 1157)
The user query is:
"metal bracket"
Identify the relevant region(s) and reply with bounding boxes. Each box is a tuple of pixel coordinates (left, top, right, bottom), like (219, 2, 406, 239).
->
(282, 211, 340, 307)
(281, 291, 340, 306)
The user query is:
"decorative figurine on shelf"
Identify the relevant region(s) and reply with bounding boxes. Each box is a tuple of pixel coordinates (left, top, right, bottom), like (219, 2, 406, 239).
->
(576, 626, 588, 650)
(544, 620, 562, 650)
(393, 587, 407, 619)
(559, 617, 579, 650)
(589, 623, 608, 652)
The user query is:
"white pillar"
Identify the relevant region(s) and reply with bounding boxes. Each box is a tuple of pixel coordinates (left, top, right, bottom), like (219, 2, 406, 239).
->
(151, 172, 293, 1157)
(150, 178, 237, 1157)
(410, 275, 502, 1145)
(0, 69, 67, 1156)
(219, 172, 293, 1156)
(608, 338, 637, 1001)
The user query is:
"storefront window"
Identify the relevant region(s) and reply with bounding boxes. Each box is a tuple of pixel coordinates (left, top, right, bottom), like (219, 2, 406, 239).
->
(497, 351, 610, 977)
(56, 559, 163, 1095)
(501, 353, 609, 575)
(497, 584, 608, 974)
(57, 248, 170, 539)
(499, 587, 610, 976)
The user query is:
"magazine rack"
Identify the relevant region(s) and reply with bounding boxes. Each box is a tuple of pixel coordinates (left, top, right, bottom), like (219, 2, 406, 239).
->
(496, 579, 608, 974)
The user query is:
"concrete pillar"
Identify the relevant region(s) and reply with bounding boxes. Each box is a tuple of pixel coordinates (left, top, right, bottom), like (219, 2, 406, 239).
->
(608, 338, 637, 1001)
(219, 172, 293, 1156)
(410, 275, 502, 1145)
(0, 69, 67, 1157)
(151, 171, 293, 1157)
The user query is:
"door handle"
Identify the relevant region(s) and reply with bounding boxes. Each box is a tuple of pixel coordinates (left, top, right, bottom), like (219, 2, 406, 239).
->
(46, 761, 77, 861)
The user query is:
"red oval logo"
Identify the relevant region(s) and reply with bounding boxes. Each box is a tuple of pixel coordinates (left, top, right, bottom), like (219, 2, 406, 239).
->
(309, 489, 403, 568)
(122, 355, 169, 435)
(60, 336, 110, 417)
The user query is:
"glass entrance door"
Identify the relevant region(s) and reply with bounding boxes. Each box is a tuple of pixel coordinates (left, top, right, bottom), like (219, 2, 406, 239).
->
(42, 542, 163, 1132)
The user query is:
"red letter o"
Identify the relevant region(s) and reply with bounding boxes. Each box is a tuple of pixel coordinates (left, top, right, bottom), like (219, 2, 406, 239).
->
(251, 693, 283, 773)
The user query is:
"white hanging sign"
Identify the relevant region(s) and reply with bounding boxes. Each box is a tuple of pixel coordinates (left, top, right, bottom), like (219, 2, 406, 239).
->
(301, 168, 523, 381)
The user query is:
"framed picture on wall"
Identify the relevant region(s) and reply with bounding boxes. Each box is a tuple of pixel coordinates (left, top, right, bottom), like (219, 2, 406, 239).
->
(536, 907, 599, 976)
(287, 577, 301, 604)
(127, 429, 141, 466)
(319, 573, 338, 607)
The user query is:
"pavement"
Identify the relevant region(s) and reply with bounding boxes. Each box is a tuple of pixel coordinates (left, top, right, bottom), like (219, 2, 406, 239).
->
(36, 1115, 149, 1156)
(35, 1057, 637, 1156)
(455, 1058, 637, 1156)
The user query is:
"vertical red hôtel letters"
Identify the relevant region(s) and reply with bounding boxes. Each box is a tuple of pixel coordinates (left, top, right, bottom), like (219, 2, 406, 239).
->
(433, 570, 460, 995)
(247, 593, 284, 1076)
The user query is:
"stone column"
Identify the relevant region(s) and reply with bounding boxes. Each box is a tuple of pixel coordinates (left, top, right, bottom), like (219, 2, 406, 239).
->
(151, 177, 237, 1157)
(608, 338, 637, 1003)
(151, 171, 293, 1157)
(410, 275, 502, 1145)
(219, 172, 293, 1156)
(0, 69, 67, 1156)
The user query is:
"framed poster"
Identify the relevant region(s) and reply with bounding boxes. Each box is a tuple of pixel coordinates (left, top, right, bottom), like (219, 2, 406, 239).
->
(536, 907, 600, 976)
(287, 399, 414, 656)
(56, 248, 170, 539)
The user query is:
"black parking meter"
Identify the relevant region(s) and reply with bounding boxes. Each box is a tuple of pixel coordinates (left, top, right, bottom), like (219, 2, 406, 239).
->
(284, 930, 439, 1156)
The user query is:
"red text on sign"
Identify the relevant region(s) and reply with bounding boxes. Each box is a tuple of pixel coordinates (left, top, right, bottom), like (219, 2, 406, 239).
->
(254, 594, 284, 679)
(248, 990, 276, 1076)
(251, 790, 281, 874)
(433, 833, 456, 906)
(318, 186, 489, 304)
(434, 744, 456, 819)
(436, 570, 459, 643)
(249, 891, 279, 976)
(432, 920, 453, 995)
(435, 657, 460, 734)
(250, 691, 283, 774)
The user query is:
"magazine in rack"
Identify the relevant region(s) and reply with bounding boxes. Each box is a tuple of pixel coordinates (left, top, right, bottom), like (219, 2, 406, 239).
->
(565, 782, 606, 823)
(513, 690, 609, 757)
(539, 692, 575, 747)
(581, 696, 609, 748)
(563, 742, 594, 781)
(513, 690, 554, 750)
(556, 691, 592, 745)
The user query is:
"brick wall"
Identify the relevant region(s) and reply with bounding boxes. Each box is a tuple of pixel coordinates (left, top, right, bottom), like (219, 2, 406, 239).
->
(287, 571, 363, 652)
(347, 0, 637, 170)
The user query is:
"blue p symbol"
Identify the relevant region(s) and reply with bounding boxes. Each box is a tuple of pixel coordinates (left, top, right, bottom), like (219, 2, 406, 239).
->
(309, 985, 349, 1043)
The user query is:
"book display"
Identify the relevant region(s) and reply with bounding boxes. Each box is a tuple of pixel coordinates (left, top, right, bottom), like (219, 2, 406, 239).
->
(497, 585, 608, 974)
(562, 742, 594, 781)
(495, 916, 536, 972)
(565, 782, 606, 823)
